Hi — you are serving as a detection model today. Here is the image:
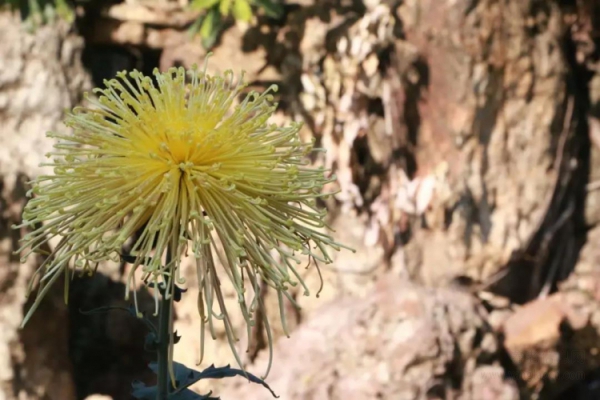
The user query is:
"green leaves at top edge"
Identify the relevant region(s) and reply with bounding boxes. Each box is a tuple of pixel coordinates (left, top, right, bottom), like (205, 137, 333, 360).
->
(253, 0, 283, 19)
(231, 0, 252, 22)
(198, 7, 223, 49)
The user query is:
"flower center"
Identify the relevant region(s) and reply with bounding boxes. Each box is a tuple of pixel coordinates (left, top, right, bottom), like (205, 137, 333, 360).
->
(163, 139, 189, 165)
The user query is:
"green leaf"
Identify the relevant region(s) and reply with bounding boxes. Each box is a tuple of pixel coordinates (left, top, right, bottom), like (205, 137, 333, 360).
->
(200, 8, 223, 49)
(200, 8, 216, 39)
(187, 15, 204, 37)
(254, 0, 283, 19)
(54, 0, 74, 22)
(189, 0, 221, 11)
(232, 0, 252, 22)
(218, 0, 232, 17)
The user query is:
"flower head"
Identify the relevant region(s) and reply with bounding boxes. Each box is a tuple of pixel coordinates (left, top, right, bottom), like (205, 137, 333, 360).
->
(16, 60, 350, 375)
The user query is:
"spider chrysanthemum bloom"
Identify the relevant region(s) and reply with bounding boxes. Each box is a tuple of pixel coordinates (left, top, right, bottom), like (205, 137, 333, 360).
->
(16, 62, 350, 375)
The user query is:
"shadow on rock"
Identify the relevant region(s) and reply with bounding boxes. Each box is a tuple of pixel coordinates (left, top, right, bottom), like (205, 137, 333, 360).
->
(67, 272, 163, 400)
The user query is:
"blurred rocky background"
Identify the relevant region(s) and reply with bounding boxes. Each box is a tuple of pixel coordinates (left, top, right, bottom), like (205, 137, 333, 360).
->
(1, 0, 600, 399)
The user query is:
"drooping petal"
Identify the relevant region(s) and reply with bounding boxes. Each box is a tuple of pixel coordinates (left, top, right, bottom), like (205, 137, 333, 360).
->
(16, 61, 353, 377)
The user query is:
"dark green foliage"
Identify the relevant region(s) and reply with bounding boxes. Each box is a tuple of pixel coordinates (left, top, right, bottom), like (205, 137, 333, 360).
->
(0, 0, 74, 28)
(80, 284, 278, 400)
(131, 362, 278, 399)
(188, 0, 283, 49)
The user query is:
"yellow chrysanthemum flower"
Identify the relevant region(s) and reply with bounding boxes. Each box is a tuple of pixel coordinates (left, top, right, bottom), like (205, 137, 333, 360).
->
(15, 61, 350, 375)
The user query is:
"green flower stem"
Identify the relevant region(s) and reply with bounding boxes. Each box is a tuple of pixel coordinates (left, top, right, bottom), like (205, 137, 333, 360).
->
(157, 255, 172, 399)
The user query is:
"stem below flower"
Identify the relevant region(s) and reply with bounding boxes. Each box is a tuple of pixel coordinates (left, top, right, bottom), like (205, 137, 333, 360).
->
(156, 258, 172, 399)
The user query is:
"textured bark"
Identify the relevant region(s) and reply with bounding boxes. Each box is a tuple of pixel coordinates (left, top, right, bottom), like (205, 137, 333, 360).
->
(267, 0, 597, 397)
(1, 0, 600, 399)
(392, 0, 588, 302)
(0, 10, 90, 400)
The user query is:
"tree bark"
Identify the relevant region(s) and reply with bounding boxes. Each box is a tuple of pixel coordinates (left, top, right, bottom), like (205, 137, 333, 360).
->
(0, 10, 90, 400)
(392, 0, 590, 303)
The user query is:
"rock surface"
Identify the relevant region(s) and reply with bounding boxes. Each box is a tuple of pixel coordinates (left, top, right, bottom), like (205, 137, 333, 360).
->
(0, 10, 90, 400)
(221, 277, 519, 400)
(0, 0, 599, 399)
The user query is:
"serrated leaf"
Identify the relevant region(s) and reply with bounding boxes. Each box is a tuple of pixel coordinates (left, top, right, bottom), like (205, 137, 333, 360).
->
(131, 379, 218, 399)
(173, 330, 182, 344)
(169, 363, 279, 398)
(190, 0, 221, 11)
(254, 0, 282, 19)
(232, 0, 252, 22)
(196, 364, 278, 398)
(149, 361, 202, 387)
(173, 286, 187, 302)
